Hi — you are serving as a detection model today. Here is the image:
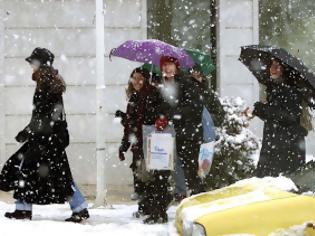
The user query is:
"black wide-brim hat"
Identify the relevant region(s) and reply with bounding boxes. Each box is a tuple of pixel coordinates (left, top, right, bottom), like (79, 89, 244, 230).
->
(25, 47, 55, 66)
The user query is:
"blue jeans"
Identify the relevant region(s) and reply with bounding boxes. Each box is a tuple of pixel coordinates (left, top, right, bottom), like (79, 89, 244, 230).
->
(15, 182, 88, 213)
(175, 156, 187, 195)
(69, 182, 88, 213)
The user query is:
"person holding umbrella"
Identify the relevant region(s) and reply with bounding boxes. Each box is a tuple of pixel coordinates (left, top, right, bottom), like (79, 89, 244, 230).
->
(142, 49, 224, 201)
(154, 55, 222, 195)
(240, 45, 314, 177)
(0, 48, 89, 223)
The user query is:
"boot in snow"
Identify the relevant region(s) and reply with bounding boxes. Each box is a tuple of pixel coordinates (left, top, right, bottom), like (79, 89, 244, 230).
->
(65, 208, 89, 223)
(5, 210, 32, 220)
(143, 212, 168, 224)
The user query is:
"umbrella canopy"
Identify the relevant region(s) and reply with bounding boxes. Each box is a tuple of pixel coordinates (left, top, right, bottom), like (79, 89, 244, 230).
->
(109, 39, 195, 69)
(239, 45, 315, 92)
(185, 49, 215, 76)
(141, 63, 161, 76)
(141, 49, 215, 76)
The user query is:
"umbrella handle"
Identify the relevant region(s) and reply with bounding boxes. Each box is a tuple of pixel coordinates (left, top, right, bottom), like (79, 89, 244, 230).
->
(149, 64, 154, 84)
(109, 48, 116, 61)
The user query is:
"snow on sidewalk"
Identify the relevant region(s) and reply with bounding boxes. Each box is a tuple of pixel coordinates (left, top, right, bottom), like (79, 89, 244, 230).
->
(0, 202, 178, 236)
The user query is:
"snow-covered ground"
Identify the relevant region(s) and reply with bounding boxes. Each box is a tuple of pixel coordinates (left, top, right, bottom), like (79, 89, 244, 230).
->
(0, 202, 178, 236)
(1, 177, 314, 236)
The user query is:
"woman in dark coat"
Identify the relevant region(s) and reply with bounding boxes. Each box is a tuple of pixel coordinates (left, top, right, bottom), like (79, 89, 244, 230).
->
(251, 58, 307, 177)
(0, 48, 89, 222)
(117, 67, 173, 224)
(117, 67, 166, 222)
(117, 67, 154, 201)
(153, 56, 224, 195)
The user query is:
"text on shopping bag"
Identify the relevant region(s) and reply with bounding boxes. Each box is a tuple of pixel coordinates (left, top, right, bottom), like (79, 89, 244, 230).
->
(147, 133, 174, 170)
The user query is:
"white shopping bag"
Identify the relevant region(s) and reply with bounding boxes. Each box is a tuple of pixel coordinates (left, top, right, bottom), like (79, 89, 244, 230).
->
(198, 141, 215, 178)
(146, 133, 174, 170)
(143, 125, 175, 171)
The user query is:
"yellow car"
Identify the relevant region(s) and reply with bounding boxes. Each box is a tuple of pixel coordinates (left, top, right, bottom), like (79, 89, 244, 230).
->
(175, 177, 315, 236)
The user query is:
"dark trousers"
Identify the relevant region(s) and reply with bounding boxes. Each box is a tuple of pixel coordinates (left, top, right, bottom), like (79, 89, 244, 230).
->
(130, 151, 145, 196)
(176, 139, 205, 195)
(133, 172, 145, 195)
(138, 170, 172, 218)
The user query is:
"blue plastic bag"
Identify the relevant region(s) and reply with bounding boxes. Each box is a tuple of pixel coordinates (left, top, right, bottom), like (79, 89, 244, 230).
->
(202, 106, 216, 142)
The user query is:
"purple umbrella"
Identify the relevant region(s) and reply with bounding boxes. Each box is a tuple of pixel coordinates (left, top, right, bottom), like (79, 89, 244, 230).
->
(109, 39, 195, 68)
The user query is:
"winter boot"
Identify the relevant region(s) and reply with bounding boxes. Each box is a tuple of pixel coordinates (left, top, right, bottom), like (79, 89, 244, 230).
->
(4, 210, 32, 220)
(65, 208, 89, 223)
(143, 212, 168, 224)
(132, 210, 146, 219)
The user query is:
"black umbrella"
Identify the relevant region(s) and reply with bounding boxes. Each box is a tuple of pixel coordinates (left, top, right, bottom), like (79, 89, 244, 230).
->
(239, 45, 315, 106)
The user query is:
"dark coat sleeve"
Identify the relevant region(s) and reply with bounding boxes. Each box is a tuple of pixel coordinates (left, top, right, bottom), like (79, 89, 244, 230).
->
(144, 88, 170, 123)
(172, 76, 198, 121)
(119, 97, 136, 152)
(253, 88, 302, 125)
(19, 88, 58, 137)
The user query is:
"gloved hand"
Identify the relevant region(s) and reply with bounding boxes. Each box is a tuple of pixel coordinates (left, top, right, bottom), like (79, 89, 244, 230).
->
(119, 149, 125, 161)
(15, 130, 29, 143)
(155, 116, 168, 131)
(253, 102, 266, 117)
(115, 110, 126, 119)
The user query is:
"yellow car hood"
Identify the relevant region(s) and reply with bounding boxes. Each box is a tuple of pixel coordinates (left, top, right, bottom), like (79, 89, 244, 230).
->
(176, 177, 315, 236)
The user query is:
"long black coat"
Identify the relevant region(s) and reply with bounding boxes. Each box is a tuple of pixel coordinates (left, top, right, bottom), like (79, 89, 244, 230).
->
(145, 75, 224, 142)
(253, 80, 306, 177)
(144, 74, 224, 194)
(0, 68, 73, 204)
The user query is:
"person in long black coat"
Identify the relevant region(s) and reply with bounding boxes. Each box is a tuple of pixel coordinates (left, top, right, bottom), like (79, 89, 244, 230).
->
(251, 59, 307, 177)
(116, 67, 155, 205)
(148, 56, 224, 195)
(0, 48, 89, 222)
(147, 63, 224, 202)
(116, 68, 172, 224)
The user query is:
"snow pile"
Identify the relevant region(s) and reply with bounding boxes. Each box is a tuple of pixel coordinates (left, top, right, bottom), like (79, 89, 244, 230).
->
(206, 97, 260, 189)
(306, 154, 315, 163)
(0, 202, 178, 236)
(269, 223, 313, 236)
(233, 176, 298, 192)
(225, 226, 310, 236)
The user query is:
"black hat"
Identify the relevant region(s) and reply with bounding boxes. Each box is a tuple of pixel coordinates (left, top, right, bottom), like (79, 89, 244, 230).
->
(25, 47, 55, 66)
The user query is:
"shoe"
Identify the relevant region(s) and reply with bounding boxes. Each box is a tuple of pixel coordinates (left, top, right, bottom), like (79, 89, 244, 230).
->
(4, 210, 32, 220)
(65, 208, 89, 223)
(143, 213, 168, 224)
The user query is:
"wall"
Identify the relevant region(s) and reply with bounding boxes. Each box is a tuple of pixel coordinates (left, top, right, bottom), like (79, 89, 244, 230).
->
(0, 0, 147, 189)
(217, 0, 262, 134)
